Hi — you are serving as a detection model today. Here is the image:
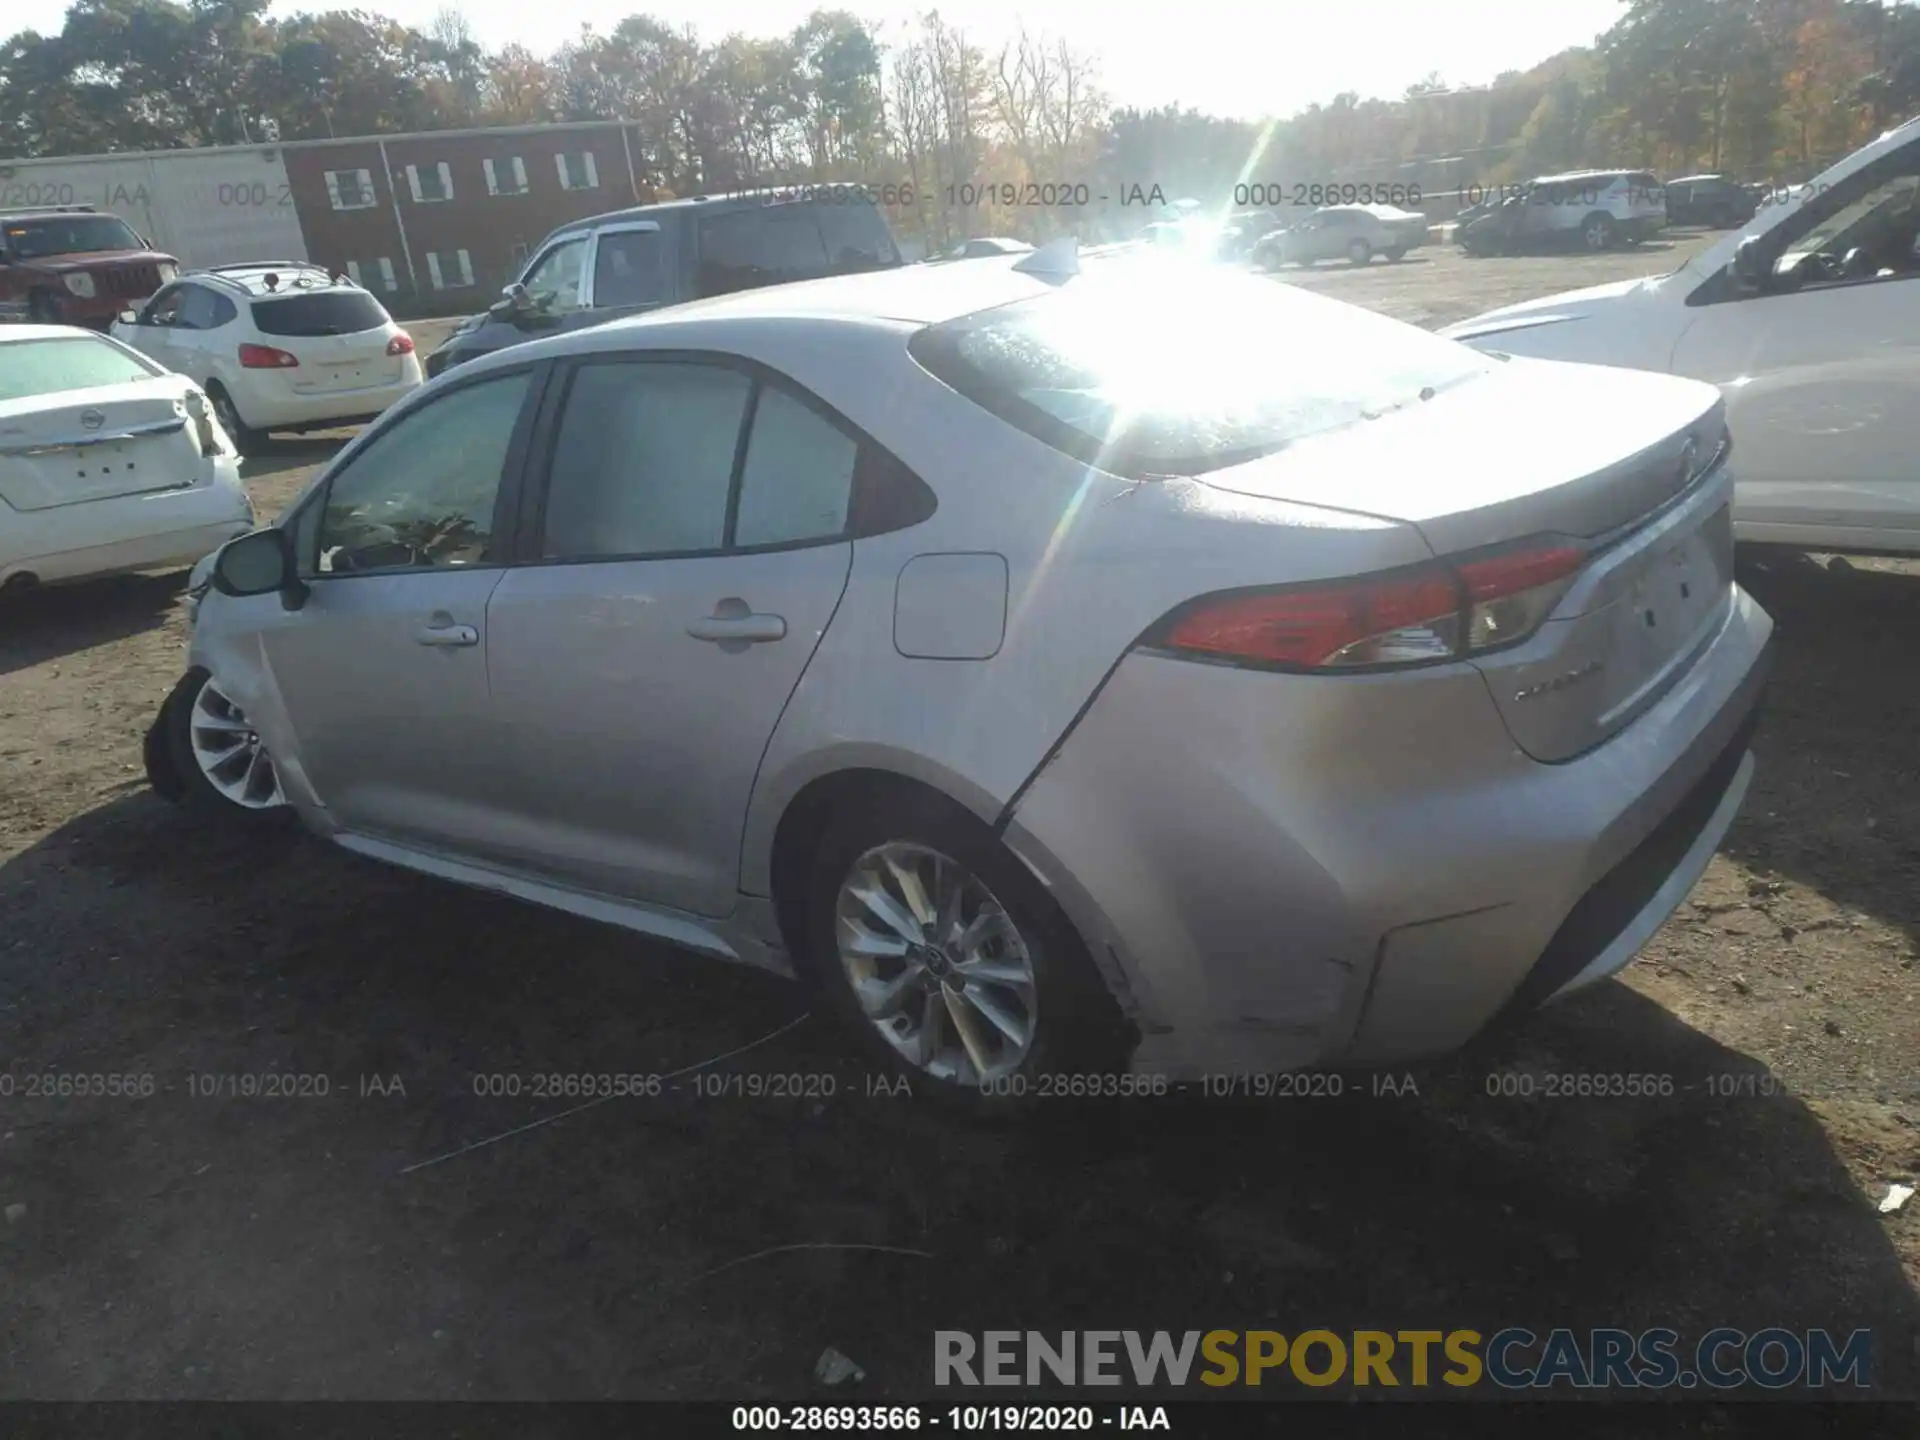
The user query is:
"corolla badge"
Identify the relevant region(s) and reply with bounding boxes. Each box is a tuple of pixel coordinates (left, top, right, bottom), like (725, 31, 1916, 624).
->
(79, 408, 105, 431)
(1513, 658, 1604, 703)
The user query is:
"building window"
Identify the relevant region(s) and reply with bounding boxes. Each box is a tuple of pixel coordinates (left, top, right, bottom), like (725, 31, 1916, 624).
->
(424, 249, 475, 289)
(324, 169, 376, 211)
(556, 152, 600, 191)
(406, 162, 454, 203)
(484, 157, 530, 196)
(345, 258, 399, 293)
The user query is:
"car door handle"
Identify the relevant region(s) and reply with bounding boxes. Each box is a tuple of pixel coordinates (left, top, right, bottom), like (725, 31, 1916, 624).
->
(414, 622, 478, 647)
(686, 606, 786, 645)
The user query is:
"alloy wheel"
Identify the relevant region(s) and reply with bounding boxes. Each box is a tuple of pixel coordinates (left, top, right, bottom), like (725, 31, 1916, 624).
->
(833, 841, 1038, 1085)
(187, 676, 286, 809)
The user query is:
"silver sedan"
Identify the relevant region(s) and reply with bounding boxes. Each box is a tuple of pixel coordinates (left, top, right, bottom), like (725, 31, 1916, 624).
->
(149, 244, 1772, 1096)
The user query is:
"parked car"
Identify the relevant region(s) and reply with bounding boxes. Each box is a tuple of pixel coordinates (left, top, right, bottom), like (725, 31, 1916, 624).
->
(933, 237, 1035, 261)
(1442, 114, 1920, 556)
(1, 206, 179, 329)
(1457, 171, 1667, 253)
(1252, 204, 1428, 267)
(149, 244, 1770, 1095)
(0, 325, 251, 593)
(425, 189, 904, 378)
(109, 263, 423, 455)
(1665, 174, 1758, 229)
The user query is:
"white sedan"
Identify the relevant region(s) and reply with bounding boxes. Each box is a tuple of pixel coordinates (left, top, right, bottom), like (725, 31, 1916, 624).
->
(0, 325, 253, 593)
(1443, 116, 1920, 556)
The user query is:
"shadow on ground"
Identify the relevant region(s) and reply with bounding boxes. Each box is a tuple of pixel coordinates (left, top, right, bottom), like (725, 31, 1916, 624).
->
(1, 784, 1913, 1399)
(0, 572, 185, 678)
(1731, 550, 1920, 948)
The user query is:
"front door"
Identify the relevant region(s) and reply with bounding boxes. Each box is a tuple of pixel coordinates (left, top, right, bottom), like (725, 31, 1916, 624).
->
(1671, 139, 1920, 546)
(484, 356, 860, 917)
(252, 367, 540, 851)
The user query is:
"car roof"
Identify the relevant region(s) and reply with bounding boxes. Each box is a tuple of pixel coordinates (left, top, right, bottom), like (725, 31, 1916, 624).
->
(186, 263, 363, 298)
(1669, 173, 1728, 185)
(541, 188, 860, 243)
(1531, 169, 1649, 183)
(0, 207, 102, 222)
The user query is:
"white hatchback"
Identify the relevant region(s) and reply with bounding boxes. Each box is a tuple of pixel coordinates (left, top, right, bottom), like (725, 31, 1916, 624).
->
(0, 325, 253, 591)
(110, 264, 423, 454)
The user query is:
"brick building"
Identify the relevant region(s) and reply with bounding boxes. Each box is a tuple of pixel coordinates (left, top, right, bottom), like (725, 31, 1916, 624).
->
(284, 119, 658, 310)
(3, 119, 661, 315)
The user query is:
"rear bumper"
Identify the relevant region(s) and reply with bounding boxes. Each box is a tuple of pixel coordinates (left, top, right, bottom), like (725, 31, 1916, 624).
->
(1001, 585, 1773, 1077)
(0, 469, 253, 587)
(229, 368, 423, 431)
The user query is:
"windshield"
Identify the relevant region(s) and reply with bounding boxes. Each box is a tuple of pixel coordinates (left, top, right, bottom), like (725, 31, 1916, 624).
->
(0, 335, 156, 400)
(909, 262, 1490, 477)
(4, 215, 146, 259)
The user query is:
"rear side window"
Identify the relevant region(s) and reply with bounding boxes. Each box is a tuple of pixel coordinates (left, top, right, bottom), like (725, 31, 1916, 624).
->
(251, 291, 389, 337)
(0, 336, 155, 400)
(734, 387, 858, 547)
(697, 204, 829, 297)
(815, 202, 900, 270)
(908, 264, 1489, 479)
(542, 362, 753, 558)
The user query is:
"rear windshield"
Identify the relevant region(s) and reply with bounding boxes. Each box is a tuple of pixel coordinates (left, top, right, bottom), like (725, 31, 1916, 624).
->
(908, 263, 1489, 478)
(696, 200, 901, 298)
(250, 291, 389, 336)
(0, 336, 155, 401)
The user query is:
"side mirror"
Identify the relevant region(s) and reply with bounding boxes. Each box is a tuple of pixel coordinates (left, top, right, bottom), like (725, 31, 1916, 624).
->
(117, 308, 138, 326)
(211, 528, 308, 611)
(1731, 235, 1770, 290)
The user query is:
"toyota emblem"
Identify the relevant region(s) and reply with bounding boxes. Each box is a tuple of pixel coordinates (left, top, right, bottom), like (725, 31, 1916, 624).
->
(79, 408, 105, 431)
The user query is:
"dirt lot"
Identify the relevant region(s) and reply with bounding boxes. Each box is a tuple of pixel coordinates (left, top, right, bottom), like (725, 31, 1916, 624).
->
(2, 248, 1917, 1403)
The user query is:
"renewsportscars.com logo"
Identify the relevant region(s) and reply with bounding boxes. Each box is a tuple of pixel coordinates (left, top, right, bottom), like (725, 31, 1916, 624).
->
(933, 1329, 1874, 1391)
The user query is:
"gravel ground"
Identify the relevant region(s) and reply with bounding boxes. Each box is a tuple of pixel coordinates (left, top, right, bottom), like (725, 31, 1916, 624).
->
(1, 254, 1916, 1402)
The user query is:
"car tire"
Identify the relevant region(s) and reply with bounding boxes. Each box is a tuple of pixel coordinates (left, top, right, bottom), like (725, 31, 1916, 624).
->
(1346, 239, 1373, 266)
(1707, 205, 1732, 229)
(1384, 246, 1407, 262)
(27, 290, 62, 323)
(1581, 213, 1619, 251)
(162, 668, 294, 826)
(798, 788, 1130, 1106)
(206, 383, 267, 457)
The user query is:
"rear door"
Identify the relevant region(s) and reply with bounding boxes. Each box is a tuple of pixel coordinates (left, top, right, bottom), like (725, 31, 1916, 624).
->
(246, 366, 543, 853)
(251, 289, 402, 396)
(580, 220, 670, 324)
(483, 353, 861, 916)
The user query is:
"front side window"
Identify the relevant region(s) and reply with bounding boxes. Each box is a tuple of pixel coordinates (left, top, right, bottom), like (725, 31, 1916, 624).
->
(0, 335, 157, 400)
(591, 230, 667, 307)
(541, 362, 752, 559)
(521, 238, 587, 312)
(176, 286, 224, 331)
(1780, 165, 1920, 276)
(909, 262, 1490, 478)
(313, 372, 531, 574)
(141, 284, 185, 326)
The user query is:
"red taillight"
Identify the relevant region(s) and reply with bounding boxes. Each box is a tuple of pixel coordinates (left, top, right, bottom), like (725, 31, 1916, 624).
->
(238, 342, 299, 369)
(1154, 540, 1586, 672)
(387, 332, 415, 356)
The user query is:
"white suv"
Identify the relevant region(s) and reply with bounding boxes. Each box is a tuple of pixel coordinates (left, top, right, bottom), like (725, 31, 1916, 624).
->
(109, 264, 423, 454)
(1469, 170, 1668, 253)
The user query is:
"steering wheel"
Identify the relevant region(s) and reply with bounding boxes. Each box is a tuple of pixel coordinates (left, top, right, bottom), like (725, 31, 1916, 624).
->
(1840, 246, 1879, 280)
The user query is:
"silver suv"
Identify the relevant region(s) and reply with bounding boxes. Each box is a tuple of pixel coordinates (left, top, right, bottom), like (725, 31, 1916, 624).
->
(1462, 170, 1667, 254)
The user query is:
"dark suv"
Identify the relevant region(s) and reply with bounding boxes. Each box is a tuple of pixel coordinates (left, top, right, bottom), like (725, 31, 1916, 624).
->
(1, 206, 179, 329)
(425, 189, 904, 378)
(1664, 175, 1757, 230)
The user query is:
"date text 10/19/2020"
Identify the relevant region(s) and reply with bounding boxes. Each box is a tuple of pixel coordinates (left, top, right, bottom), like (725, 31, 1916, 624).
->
(731, 1405, 1171, 1432)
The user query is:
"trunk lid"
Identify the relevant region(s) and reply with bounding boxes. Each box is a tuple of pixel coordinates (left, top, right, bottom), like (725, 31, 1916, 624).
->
(0, 380, 203, 511)
(1196, 356, 1734, 759)
(250, 292, 402, 395)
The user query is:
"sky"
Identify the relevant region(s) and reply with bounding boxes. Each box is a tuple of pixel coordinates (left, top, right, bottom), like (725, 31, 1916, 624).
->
(17, 0, 1631, 121)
